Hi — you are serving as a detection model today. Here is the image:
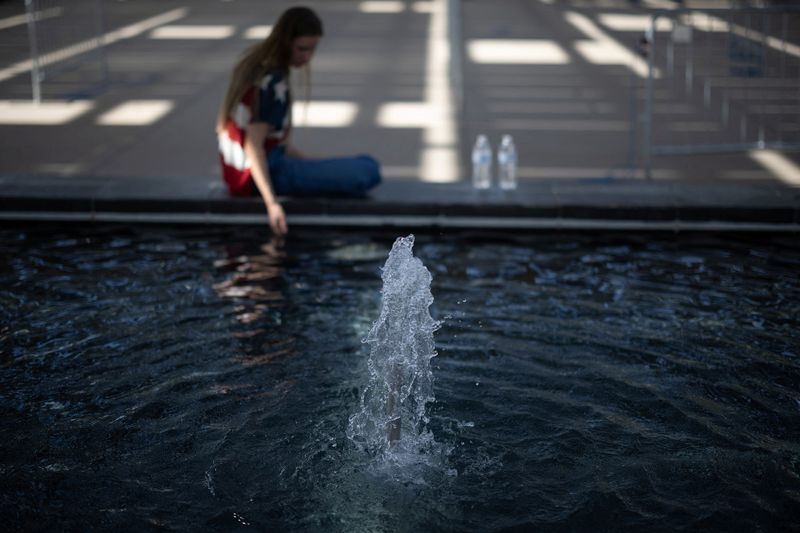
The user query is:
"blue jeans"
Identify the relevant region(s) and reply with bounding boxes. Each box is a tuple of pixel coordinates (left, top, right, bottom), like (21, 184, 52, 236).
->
(265, 146, 381, 197)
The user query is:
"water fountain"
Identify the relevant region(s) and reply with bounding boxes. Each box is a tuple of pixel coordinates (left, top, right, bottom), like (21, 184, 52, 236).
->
(346, 235, 440, 458)
(5, 225, 800, 529)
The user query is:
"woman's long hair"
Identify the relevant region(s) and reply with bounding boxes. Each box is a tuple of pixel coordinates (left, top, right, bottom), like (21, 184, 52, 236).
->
(217, 6, 323, 132)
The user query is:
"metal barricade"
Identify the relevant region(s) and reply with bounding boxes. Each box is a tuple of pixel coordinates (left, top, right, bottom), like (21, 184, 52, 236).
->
(642, 7, 800, 178)
(24, 0, 107, 102)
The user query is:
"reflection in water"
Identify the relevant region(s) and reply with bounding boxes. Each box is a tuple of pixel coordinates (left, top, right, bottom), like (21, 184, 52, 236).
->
(213, 237, 297, 370)
(214, 238, 285, 325)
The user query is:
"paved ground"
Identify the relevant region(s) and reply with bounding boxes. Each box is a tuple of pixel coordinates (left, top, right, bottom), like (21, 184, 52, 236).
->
(0, 0, 798, 230)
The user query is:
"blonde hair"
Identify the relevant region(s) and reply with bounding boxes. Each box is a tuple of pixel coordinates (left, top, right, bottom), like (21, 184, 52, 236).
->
(217, 6, 323, 132)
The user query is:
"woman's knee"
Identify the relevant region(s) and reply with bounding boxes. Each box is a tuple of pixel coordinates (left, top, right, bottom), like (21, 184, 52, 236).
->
(357, 156, 381, 191)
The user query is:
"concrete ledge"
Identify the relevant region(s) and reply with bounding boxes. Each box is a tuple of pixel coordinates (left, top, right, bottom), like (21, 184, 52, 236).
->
(2, 210, 798, 233)
(1, 174, 798, 232)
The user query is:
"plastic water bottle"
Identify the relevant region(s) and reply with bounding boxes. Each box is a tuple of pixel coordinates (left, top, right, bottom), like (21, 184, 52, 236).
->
(497, 134, 517, 190)
(471, 134, 492, 189)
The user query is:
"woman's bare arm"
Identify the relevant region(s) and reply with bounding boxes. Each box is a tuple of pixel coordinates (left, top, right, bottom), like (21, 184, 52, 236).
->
(244, 122, 288, 236)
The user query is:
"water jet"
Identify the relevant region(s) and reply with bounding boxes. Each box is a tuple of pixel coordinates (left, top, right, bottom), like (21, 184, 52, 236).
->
(347, 234, 439, 455)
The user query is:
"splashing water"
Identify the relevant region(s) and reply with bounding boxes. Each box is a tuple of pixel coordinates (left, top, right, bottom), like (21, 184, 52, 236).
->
(347, 235, 440, 460)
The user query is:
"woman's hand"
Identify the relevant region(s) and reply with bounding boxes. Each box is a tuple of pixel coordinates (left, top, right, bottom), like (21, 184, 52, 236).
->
(266, 200, 288, 236)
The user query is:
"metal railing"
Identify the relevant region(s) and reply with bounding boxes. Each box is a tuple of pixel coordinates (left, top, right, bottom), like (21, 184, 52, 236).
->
(24, 0, 107, 102)
(642, 6, 800, 178)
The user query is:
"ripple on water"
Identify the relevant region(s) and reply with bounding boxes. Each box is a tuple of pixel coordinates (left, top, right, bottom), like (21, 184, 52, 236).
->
(1, 227, 799, 530)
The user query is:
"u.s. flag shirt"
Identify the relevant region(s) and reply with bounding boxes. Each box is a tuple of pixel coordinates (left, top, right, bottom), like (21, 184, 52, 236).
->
(218, 69, 291, 196)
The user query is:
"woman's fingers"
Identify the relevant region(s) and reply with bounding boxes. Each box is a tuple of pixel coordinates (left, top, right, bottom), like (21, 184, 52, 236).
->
(272, 214, 288, 236)
(268, 203, 289, 236)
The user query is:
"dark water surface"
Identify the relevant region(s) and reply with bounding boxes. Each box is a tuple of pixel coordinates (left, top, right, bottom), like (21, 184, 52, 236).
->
(1, 224, 799, 531)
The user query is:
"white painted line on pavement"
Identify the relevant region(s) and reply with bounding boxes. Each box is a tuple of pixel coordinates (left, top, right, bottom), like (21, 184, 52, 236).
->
(598, 14, 673, 32)
(375, 0, 457, 182)
(0, 7, 188, 83)
(359, 1, 405, 13)
(641, 0, 679, 9)
(0, 7, 62, 31)
(292, 101, 358, 127)
(750, 150, 800, 186)
(412, 2, 436, 14)
(565, 12, 659, 79)
(467, 40, 570, 64)
(376, 102, 435, 128)
(421, 147, 457, 182)
(637, 4, 800, 59)
(97, 100, 174, 126)
(149, 25, 234, 40)
(676, 13, 728, 33)
(0, 100, 94, 125)
(420, 0, 458, 182)
(728, 19, 800, 59)
(243, 25, 272, 40)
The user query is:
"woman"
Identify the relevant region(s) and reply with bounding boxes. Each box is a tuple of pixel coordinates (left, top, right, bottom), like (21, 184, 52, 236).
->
(217, 6, 381, 236)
